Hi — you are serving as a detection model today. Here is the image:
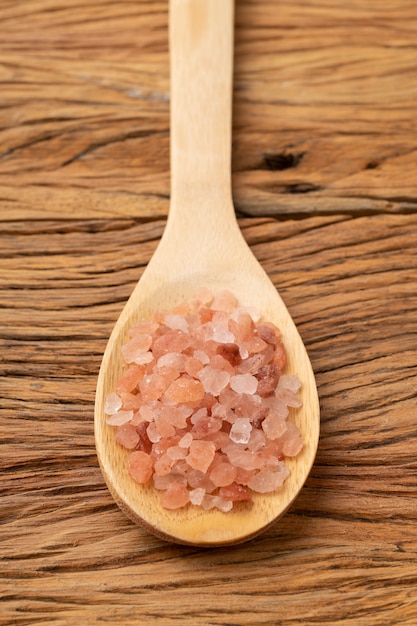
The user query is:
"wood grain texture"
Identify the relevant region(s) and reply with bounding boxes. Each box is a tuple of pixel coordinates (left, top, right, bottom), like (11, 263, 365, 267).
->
(1, 0, 417, 624)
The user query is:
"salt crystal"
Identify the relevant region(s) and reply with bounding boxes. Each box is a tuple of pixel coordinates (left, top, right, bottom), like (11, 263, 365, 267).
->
(190, 407, 208, 424)
(247, 465, 290, 493)
(115, 423, 140, 449)
(146, 421, 161, 443)
(153, 472, 187, 490)
(164, 377, 205, 404)
(276, 387, 303, 408)
(198, 366, 230, 395)
(128, 451, 153, 484)
(279, 375, 301, 393)
(106, 410, 134, 426)
(164, 314, 189, 333)
(209, 462, 237, 487)
(189, 487, 206, 505)
(211, 290, 237, 313)
(104, 392, 122, 415)
(211, 325, 235, 344)
(193, 350, 210, 364)
(186, 440, 216, 472)
(229, 417, 252, 444)
(133, 351, 153, 365)
(231, 306, 261, 323)
(160, 483, 190, 509)
(178, 432, 193, 448)
(201, 494, 233, 512)
(262, 411, 288, 440)
(167, 445, 187, 461)
(121, 333, 153, 362)
(230, 373, 258, 395)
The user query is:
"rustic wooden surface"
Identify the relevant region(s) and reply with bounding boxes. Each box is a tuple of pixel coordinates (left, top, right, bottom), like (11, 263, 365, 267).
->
(1, 1, 417, 624)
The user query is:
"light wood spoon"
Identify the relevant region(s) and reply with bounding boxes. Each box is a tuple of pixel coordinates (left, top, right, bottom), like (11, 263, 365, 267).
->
(95, 0, 320, 546)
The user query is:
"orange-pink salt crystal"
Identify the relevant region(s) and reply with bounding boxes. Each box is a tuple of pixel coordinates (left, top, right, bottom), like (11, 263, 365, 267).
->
(128, 451, 153, 483)
(152, 329, 190, 359)
(211, 290, 237, 313)
(139, 374, 169, 402)
(209, 462, 237, 487)
(186, 439, 216, 473)
(164, 377, 205, 404)
(120, 391, 142, 411)
(116, 364, 145, 394)
(160, 483, 190, 509)
(219, 483, 251, 502)
(116, 423, 140, 449)
(121, 334, 153, 363)
(184, 356, 204, 377)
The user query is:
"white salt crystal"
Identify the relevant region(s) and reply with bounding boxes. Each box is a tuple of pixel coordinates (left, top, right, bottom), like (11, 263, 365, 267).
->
(189, 487, 206, 505)
(202, 494, 233, 512)
(229, 417, 252, 444)
(106, 410, 134, 426)
(104, 392, 122, 415)
(230, 373, 258, 395)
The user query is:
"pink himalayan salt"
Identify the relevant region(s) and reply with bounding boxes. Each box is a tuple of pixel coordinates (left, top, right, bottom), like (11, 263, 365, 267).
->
(160, 482, 190, 509)
(106, 410, 134, 426)
(247, 465, 290, 493)
(186, 439, 216, 473)
(230, 373, 258, 395)
(229, 417, 252, 444)
(121, 334, 152, 363)
(116, 364, 145, 394)
(201, 494, 233, 512)
(198, 365, 230, 395)
(219, 482, 251, 502)
(104, 392, 122, 415)
(115, 423, 140, 449)
(120, 391, 142, 411)
(128, 451, 153, 483)
(209, 462, 237, 487)
(164, 377, 205, 404)
(262, 410, 288, 440)
(106, 288, 304, 511)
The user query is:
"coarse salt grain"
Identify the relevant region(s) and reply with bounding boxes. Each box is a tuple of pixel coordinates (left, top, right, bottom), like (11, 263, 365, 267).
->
(104, 392, 122, 415)
(230, 373, 258, 395)
(105, 289, 304, 512)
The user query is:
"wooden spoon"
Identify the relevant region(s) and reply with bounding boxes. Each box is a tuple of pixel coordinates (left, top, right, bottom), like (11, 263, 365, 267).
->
(94, 0, 320, 546)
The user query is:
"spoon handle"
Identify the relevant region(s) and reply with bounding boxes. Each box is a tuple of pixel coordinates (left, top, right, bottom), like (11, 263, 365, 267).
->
(169, 0, 236, 230)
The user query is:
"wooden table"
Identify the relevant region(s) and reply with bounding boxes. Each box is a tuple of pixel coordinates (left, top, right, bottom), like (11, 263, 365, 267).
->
(1, 1, 416, 624)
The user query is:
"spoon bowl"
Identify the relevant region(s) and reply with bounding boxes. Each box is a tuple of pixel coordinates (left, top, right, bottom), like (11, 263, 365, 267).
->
(95, 0, 320, 546)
